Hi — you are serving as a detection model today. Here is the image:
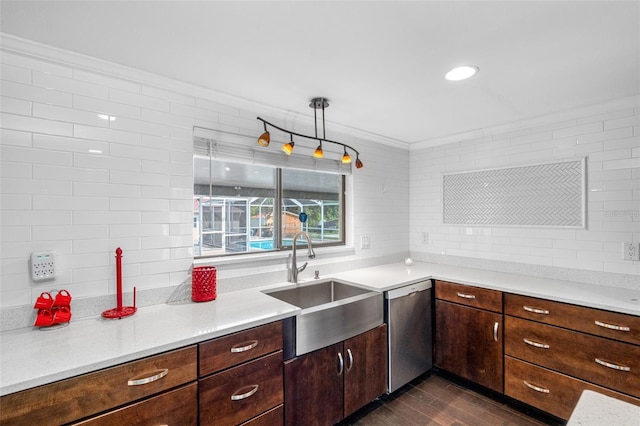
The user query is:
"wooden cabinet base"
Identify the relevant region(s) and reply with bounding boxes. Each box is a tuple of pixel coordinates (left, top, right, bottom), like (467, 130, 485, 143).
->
(72, 383, 197, 425)
(199, 351, 284, 426)
(505, 356, 640, 421)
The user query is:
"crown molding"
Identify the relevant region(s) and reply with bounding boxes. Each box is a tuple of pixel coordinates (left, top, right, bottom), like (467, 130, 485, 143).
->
(411, 95, 640, 151)
(0, 33, 409, 150)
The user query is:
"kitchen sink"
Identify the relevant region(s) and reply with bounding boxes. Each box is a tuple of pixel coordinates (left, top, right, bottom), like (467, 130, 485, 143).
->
(263, 279, 383, 357)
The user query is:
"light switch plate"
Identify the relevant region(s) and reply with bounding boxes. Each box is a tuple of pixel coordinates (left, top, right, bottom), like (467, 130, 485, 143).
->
(31, 252, 55, 281)
(360, 235, 370, 249)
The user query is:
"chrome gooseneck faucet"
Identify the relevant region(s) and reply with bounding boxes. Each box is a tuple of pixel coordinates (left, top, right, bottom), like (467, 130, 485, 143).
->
(288, 231, 316, 283)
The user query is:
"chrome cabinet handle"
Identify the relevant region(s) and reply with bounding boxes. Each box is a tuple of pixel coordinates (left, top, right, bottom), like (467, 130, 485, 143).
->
(523, 305, 549, 315)
(523, 380, 550, 394)
(337, 352, 344, 376)
(231, 340, 259, 353)
(595, 358, 631, 372)
(346, 348, 354, 372)
(595, 320, 630, 332)
(127, 368, 169, 386)
(456, 292, 476, 299)
(493, 322, 499, 342)
(231, 384, 259, 401)
(523, 338, 550, 349)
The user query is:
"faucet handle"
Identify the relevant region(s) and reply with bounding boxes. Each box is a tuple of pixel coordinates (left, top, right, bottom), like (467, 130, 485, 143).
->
(298, 262, 308, 273)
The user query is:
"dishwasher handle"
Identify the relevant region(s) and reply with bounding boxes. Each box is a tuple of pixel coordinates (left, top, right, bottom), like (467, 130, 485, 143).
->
(385, 281, 432, 299)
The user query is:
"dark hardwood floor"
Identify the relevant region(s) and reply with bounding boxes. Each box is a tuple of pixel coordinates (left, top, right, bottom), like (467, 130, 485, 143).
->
(338, 372, 564, 426)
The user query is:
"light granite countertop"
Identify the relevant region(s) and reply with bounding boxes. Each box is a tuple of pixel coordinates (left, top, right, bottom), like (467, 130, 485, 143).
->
(567, 390, 640, 425)
(1, 261, 638, 397)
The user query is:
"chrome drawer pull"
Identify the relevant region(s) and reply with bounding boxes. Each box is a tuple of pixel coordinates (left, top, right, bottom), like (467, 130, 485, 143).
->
(523, 338, 550, 349)
(595, 358, 631, 372)
(456, 292, 476, 299)
(594, 320, 630, 332)
(231, 384, 259, 401)
(230, 340, 258, 353)
(346, 348, 354, 372)
(493, 322, 499, 342)
(523, 306, 549, 315)
(337, 352, 344, 376)
(523, 380, 550, 394)
(127, 368, 169, 386)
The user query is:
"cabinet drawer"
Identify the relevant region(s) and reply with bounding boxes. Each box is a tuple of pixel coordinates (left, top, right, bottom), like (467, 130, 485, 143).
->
(0, 345, 197, 426)
(240, 404, 283, 426)
(200, 351, 284, 425)
(505, 316, 640, 397)
(200, 321, 283, 376)
(505, 293, 640, 346)
(435, 280, 502, 313)
(71, 382, 197, 426)
(505, 356, 640, 420)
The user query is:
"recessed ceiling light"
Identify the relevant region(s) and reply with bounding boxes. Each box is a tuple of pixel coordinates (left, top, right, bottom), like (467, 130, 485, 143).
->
(445, 65, 479, 81)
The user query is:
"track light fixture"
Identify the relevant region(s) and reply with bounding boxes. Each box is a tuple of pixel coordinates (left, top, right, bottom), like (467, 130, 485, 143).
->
(256, 97, 363, 169)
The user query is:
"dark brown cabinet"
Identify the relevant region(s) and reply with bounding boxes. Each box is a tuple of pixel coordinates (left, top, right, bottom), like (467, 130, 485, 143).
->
(434, 281, 503, 393)
(504, 293, 640, 419)
(284, 325, 387, 426)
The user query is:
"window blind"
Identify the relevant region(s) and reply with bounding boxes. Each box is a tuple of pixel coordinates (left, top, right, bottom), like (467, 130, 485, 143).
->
(194, 128, 352, 175)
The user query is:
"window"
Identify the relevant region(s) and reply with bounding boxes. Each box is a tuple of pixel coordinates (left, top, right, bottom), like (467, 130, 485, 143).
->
(194, 137, 346, 258)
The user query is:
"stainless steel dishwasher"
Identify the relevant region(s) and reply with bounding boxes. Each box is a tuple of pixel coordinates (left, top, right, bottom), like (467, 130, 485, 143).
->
(385, 280, 433, 393)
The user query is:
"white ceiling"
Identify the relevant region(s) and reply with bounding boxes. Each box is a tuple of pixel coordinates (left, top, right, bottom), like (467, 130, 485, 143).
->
(1, 1, 639, 146)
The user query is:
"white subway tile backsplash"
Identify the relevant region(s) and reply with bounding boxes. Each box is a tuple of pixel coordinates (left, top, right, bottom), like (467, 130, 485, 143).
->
(1, 80, 72, 107)
(1, 63, 32, 84)
(110, 88, 170, 112)
(74, 152, 140, 172)
(73, 182, 141, 198)
(0, 226, 31, 243)
(1, 112, 73, 136)
(109, 170, 169, 186)
(33, 133, 109, 154)
(33, 164, 109, 183)
(553, 122, 603, 139)
(141, 108, 194, 129)
(141, 85, 195, 106)
(109, 116, 169, 137)
(110, 197, 169, 212)
(73, 95, 141, 119)
(33, 195, 108, 211)
(1, 161, 32, 179)
(1, 96, 31, 115)
(74, 124, 141, 145)
(109, 142, 169, 162)
(1, 178, 72, 195)
(73, 70, 141, 93)
(1, 129, 32, 147)
(604, 114, 640, 130)
(33, 103, 109, 127)
(602, 157, 640, 170)
(110, 224, 170, 238)
(1, 144, 73, 166)
(73, 211, 140, 225)
(32, 225, 109, 241)
(34, 72, 108, 99)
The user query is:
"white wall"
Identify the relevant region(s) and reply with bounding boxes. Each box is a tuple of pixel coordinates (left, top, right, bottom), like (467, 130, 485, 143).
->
(410, 102, 640, 287)
(0, 39, 409, 321)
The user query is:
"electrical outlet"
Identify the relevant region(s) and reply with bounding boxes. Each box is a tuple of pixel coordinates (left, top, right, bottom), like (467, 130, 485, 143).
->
(421, 232, 429, 245)
(360, 235, 370, 249)
(623, 243, 640, 261)
(31, 252, 55, 281)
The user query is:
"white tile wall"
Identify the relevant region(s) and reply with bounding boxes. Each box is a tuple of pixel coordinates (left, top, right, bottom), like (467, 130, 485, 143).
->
(410, 105, 640, 280)
(0, 43, 409, 314)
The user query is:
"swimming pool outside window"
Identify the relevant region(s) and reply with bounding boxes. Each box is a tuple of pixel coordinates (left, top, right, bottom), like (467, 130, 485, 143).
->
(194, 153, 345, 258)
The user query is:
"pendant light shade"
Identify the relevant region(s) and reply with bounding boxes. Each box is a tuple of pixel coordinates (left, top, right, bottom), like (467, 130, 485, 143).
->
(313, 143, 324, 159)
(282, 135, 295, 155)
(257, 97, 363, 169)
(257, 123, 270, 147)
(341, 148, 352, 164)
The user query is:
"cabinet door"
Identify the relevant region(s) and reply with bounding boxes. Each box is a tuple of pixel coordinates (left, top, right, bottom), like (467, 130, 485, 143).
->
(435, 299, 503, 392)
(284, 343, 344, 426)
(344, 325, 388, 417)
